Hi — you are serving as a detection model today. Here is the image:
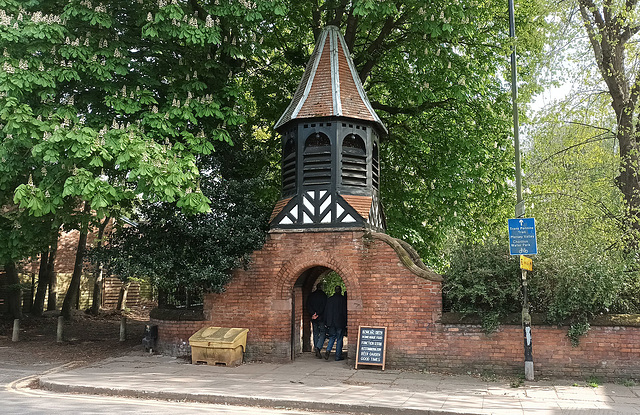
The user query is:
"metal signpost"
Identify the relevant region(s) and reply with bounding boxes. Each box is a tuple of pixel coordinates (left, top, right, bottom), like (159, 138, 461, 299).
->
(508, 218, 538, 255)
(508, 218, 537, 381)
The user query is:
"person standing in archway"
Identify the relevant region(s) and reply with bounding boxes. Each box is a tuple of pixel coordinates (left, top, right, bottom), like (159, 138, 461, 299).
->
(307, 282, 327, 358)
(324, 286, 347, 361)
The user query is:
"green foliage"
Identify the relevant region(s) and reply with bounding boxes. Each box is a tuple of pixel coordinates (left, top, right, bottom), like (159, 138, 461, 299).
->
(443, 237, 521, 332)
(523, 81, 640, 343)
(1, 0, 287, 266)
(617, 274, 640, 313)
(443, 231, 638, 338)
(322, 271, 346, 297)
(527, 93, 623, 256)
(253, 0, 549, 266)
(1, 1, 552, 301)
(444, 1, 640, 338)
(585, 375, 600, 388)
(567, 321, 590, 347)
(533, 251, 633, 324)
(0, 0, 224, 218)
(94, 151, 272, 295)
(510, 375, 525, 388)
(583, 1, 640, 228)
(0, 207, 56, 264)
(4, 282, 27, 292)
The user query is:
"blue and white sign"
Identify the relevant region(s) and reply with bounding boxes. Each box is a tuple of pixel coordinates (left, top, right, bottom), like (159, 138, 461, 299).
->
(508, 218, 538, 255)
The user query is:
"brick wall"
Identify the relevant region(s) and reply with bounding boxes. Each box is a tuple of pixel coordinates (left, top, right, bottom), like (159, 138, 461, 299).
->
(202, 229, 441, 363)
(422, 323, 640, 379)
(156, 229, 640, 379)
(150, 318, 206, 357)
(23, 229, 99, 275)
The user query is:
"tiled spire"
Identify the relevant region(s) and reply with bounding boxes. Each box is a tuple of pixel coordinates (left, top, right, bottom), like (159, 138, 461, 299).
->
(275, 26, 387, 135)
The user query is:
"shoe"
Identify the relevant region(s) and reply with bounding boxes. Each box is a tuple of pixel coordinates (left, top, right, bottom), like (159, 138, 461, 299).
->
(323, 352, 329, 360)
(315, 348, 321, 358)
(335, 357, 344, 361)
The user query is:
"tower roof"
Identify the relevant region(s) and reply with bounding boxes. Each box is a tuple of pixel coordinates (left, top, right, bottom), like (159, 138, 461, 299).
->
(275, 26, 387, 135)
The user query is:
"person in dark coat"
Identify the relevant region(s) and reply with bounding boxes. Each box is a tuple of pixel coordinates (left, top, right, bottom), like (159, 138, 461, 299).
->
(323, 285, 347, 361)
(307, 282, 327, 358)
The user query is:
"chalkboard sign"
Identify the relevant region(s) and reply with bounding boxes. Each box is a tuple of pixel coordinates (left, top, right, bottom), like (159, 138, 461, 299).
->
(355, 326, 387, 370)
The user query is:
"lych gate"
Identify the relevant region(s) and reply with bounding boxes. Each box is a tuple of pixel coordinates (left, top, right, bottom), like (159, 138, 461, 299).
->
(203, 26, 442, 365)
(156, 26, 640, 379)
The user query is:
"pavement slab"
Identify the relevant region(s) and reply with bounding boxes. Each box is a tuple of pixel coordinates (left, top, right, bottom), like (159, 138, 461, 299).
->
(35, 350, 640, 415)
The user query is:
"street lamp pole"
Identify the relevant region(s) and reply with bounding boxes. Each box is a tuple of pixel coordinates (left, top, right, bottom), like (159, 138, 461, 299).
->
(509, 0, 523, 216)
(509, 0, 534, 381)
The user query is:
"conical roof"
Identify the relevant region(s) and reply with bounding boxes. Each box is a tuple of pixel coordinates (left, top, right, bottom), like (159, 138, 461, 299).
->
(275, 26, 387, 135)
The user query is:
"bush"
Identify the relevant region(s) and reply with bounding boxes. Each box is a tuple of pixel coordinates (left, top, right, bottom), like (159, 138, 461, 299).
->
(533, 249, 637, 325)
(443, 237, 521, 333)
(443, 234, 639, 341)
(614, 270, 640, 313)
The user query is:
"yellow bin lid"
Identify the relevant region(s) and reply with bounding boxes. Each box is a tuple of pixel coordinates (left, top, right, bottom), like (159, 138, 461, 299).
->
(189, 327, 249, 349)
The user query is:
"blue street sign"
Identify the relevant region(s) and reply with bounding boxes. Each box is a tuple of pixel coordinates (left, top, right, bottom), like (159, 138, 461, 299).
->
(508, 218, 538, 255)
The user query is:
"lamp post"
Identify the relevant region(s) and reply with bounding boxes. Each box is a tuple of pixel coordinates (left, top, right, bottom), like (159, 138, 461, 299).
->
(509, 0, 523, 218)
(509, 0, 534, 381)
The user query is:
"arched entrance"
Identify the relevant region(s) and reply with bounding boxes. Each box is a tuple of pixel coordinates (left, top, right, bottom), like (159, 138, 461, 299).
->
(290, 266, 347, 360)
(200, 229, 440, 366)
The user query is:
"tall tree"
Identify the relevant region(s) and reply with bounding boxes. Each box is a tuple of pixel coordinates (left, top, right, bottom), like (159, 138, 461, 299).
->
(97, 147, 272, 300)
(90, 216, 110, 314)
(61, 201, 90, 320)
(32, 247, 50, 316)
(577, 0, 640, 246)
(247, 0, 549, 264)
(3, 261, 22, 318)
(0, 206, 55, 317)
(528, 92, 623, 253)
(46, 232, 59, 311)
(526, 95, 639, 325)
(2, 0, 549, 300)
(1, 0, 284, 313)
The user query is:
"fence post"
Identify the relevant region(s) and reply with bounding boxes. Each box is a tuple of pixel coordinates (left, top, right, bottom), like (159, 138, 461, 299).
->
(57, 315, 64, 342)
(12, 319, 20, 342)
(120, 316, 127, 342)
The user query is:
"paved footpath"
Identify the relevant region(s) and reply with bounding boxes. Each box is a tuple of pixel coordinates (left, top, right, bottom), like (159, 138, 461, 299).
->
(37, 351, 640, 415)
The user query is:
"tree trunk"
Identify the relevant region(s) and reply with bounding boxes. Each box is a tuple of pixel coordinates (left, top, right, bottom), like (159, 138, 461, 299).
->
(578, 0, 640, 247)
(117, 281, 131, 311)
(5, 261, 23, 319)
(46, 238, 59, 311)
(26, 272, 35, 313)
(90, 217, 110, 315)
(615, 117, 640, 246)
(158, 287, 167, 308)
(32, 250, 49, 316)
(61, 202, 91, 321)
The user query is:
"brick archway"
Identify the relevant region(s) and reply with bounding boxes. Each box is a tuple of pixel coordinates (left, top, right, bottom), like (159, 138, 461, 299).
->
(273, 253, 362, 302)
(272, 244, 364, 358)
(201, 229, 441, 363)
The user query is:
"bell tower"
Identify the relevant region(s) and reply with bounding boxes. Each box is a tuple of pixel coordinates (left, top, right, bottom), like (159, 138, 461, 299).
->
(270, 26, 387, 231)
(174, 25, 445, 372)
